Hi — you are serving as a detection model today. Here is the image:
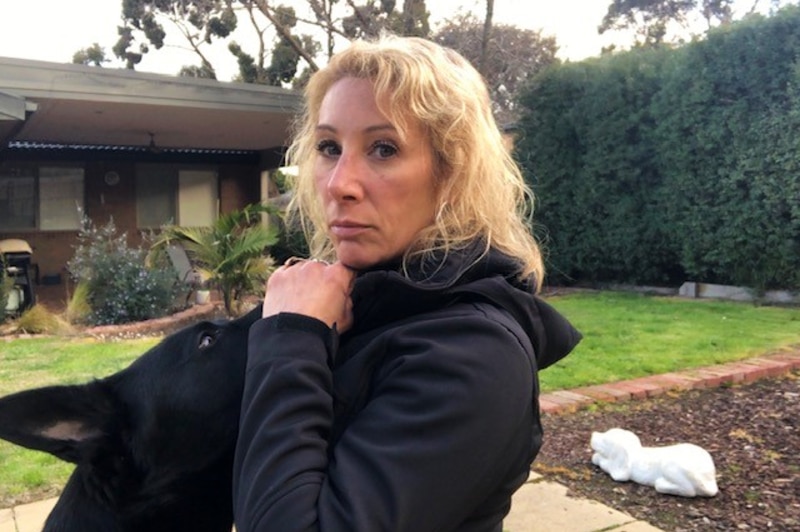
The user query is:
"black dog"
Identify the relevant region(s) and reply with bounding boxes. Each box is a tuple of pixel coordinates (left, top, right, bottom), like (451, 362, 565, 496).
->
(0, 305, 261, 532)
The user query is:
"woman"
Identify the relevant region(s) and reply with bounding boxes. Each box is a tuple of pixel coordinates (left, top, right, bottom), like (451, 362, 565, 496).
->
(233, 35, 581, 531)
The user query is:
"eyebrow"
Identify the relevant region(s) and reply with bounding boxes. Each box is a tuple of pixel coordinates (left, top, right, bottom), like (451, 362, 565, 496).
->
(315, 123, 397, 134)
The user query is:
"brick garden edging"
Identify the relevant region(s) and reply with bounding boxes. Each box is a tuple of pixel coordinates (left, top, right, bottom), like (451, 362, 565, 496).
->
(539, 348, 800, 415)
(81, 303, 221, 339)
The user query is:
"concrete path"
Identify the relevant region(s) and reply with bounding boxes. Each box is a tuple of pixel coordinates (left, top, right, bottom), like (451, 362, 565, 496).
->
(507, 471, 663, 531)
(2, 349, 799, 532)
(0, 475, 662, 532)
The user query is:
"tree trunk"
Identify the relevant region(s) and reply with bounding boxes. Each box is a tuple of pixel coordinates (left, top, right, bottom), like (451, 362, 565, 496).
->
(479, 0, 494, 77)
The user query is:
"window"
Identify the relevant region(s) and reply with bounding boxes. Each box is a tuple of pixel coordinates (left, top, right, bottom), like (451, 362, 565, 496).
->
(136, 165, 217, 228)
(0, 171, 35, 229)
(178, 170, 218, 227)
(40, 167, 84, 230)
(136, 166, 177, 228)
(0, 165, 84, 230)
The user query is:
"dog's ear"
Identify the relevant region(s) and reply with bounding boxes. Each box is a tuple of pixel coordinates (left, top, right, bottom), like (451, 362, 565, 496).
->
(0, 381, 123, 464)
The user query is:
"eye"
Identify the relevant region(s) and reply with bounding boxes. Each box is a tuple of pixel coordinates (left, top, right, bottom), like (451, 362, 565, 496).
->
(197, 331, 218, 350)
(370, 140, 398, 159)
(315, 139, 340, 157)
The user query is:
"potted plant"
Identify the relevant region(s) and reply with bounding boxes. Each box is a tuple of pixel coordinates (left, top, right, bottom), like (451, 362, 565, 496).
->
(195, 278, 212, 305)
(148, 203, 280, 316)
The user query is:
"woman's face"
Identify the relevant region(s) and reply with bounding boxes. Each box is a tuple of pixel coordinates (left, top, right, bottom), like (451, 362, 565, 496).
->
(314, 77, 438, 270)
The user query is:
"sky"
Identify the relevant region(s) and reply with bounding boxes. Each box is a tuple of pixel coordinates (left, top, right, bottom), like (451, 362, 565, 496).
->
(0, 0, 774, 81)
(0, 1, 614, 79)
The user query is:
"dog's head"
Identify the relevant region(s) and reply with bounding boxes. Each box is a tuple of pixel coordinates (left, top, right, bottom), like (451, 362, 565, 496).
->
(590, 427, 641, 481)
(0, 305, 262, 530)
(111, 306, 261, 473)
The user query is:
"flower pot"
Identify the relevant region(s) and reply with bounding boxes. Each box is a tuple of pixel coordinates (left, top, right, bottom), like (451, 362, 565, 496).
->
(195, 290, 211, 305)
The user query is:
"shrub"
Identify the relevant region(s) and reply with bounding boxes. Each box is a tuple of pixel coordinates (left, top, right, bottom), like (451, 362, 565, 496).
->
(65, 281, 92, 324)
(270, 216, 309, 265)
(68, 218, 180, 325)
(149, 204, 280, 316)
(0, 265, 11, 324)
(516, 7, 800, 290)
(12, 304, 72, 335)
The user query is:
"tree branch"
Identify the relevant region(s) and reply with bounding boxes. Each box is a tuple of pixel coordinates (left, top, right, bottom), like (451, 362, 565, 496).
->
(240, 0, 268, 68)
(253, 0, 320, 71)
(345, 0, 374, 35)
(168, 13, 217, 77)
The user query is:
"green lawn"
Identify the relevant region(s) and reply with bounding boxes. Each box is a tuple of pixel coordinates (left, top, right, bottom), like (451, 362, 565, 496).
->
(0, 337, 158, 396)
(0, 337, 158, 506)
(0, 291, 798, 506)
(541, 291, 800, 391)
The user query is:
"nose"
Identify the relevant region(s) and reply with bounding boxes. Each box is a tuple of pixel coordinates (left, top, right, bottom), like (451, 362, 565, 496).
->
(326, 152, 364, 202)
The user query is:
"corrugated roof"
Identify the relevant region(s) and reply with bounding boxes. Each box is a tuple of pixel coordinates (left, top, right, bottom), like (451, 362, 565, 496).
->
(6, 140, 258, 155)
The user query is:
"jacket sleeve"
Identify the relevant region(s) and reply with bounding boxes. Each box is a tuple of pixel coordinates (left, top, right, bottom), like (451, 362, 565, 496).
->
(233, 304, 537, 532)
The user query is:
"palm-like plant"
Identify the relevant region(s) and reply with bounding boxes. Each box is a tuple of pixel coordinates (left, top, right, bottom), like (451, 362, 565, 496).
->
(149, 203, 281, 316)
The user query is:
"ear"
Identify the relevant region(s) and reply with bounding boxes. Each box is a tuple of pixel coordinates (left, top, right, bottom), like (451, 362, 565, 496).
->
(0, 381, 122, 464)
(609, 442, 633, 481)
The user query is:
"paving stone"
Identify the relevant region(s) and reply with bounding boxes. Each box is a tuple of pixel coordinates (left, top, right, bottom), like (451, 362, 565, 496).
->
(607, 520, 666, 531)
(505, 481, 645, 532)
(14, 497, 56, 532)
(0, 508, 16, 532)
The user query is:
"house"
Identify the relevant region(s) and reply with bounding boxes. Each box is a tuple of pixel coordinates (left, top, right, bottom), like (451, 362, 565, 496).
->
(0, 56, 301, 287)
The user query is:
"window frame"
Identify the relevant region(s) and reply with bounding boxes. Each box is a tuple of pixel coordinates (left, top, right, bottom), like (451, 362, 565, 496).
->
(135, 164, 219, 229)
(0, 163, 85, 231)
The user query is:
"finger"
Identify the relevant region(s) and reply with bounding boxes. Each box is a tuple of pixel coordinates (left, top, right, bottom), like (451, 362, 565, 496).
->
(283, 256, 307, 267)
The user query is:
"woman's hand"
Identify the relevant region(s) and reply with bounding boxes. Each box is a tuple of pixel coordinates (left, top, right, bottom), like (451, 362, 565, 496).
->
(262, 259, 356, 332)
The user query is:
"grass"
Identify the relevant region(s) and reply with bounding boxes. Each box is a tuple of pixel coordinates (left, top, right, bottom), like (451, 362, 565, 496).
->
(0, 291, 798, 507)
(0, 336, 159, 396)
(0, 336, 159, 506)
(541, 291, 800, 392)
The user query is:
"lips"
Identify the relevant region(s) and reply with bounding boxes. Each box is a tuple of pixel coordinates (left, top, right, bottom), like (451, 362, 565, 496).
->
(330, 220, 370, 238)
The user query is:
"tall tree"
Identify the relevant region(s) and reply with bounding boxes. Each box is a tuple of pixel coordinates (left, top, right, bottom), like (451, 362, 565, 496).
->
(73, 43, 109, 67)
(598, 0, 735, 46)
(433, 13, 559, 124)
(108, 0, 430, 86)
(115, 0, 234, 76)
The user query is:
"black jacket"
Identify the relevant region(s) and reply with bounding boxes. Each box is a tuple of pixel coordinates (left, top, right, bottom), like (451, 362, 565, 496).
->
(233, 247, 581, 531)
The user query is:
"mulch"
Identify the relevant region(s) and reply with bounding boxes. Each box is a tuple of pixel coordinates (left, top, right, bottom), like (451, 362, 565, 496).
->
(534, 367, 800, 531)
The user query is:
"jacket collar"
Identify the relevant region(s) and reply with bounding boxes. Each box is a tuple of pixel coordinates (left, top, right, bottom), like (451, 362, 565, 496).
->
(345, 243, 581, 370)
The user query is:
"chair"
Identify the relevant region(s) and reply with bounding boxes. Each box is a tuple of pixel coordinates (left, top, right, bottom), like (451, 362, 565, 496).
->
(165, 244, 204, 305)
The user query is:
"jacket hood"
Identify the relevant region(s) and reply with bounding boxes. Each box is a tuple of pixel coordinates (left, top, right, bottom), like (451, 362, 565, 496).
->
(349, 245, 581, 370)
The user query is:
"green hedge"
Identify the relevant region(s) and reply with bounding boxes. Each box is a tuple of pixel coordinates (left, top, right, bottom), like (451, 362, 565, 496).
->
(517, 6, 800, 291)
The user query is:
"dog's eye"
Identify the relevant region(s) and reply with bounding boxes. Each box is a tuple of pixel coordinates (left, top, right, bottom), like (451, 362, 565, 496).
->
(198, 332, 217, 350)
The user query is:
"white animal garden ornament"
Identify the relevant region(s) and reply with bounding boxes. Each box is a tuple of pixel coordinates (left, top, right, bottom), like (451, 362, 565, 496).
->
(590, 428, 718, 497)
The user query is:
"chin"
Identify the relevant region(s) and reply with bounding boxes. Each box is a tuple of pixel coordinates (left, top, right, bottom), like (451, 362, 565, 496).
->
(335, 247, 388, 271)
(339, 256, 377, 270)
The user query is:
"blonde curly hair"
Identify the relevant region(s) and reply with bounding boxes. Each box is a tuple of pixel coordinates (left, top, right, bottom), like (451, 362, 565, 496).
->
(286, 34, 544, 290)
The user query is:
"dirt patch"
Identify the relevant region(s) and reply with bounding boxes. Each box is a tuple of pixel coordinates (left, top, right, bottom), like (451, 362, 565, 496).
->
(534, 370, 800, 531)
